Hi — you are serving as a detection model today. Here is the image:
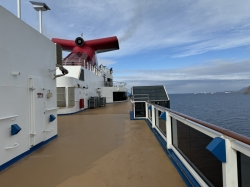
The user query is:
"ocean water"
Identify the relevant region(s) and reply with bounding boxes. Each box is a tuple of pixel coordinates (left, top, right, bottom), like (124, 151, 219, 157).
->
(169, 93, 250, 137)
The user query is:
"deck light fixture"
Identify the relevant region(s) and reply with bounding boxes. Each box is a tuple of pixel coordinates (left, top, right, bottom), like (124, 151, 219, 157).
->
(29, 1, 50, 34)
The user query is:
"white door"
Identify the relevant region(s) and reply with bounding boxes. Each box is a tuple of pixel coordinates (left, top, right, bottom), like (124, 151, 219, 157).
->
(29, 77, 45, 147)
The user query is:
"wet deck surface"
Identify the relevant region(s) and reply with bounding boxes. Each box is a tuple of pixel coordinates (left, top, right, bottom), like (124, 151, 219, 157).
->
(0, 101, 185, 187)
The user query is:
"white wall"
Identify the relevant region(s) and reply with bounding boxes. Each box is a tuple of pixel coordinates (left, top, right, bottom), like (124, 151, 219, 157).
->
(56, 67, 104, 114)
(0, 6, 57, 166)
(56, 65, 128, 114)
(101, 87, 127, 103)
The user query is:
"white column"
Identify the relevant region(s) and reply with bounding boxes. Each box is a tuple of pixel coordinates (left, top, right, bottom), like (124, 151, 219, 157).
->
(155, 109, 159, 128)
(145, 102, 148, 119)
(17, 0, 21, 19)
(152, 106, 155, 128)
(39, 10, 42, 33)
(166, 111, 172, 149)
(222, 138, 238, 187)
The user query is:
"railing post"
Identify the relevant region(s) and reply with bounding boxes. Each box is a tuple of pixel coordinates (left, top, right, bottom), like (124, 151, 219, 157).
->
(222, 137, 238, 187)
(145, 102, 148, 119)
(155, 109, 159, 128)
(152, 106, 155, 128)
(166, 111, 172, 149)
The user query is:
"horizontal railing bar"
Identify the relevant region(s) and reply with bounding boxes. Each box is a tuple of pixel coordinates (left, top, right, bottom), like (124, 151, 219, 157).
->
(0, 115, 18, 121)
(45, 108, 57, 112)
(169, 112, 222, 138)
(231, 140, 250, 157)
(150, 103, 250, 146)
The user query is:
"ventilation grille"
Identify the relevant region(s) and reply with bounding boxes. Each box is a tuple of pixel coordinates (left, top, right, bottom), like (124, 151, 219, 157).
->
(57, 87, 66, 107)
(68, 87, 75, 107)
(55, 43, 62, 66)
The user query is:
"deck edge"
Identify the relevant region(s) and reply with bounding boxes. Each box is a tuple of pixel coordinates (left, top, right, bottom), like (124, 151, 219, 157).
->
(0, 135, 58, 172)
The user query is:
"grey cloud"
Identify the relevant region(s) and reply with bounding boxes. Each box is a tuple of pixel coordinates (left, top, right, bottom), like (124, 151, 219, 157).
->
(3, 0, 250, 58)
(128, 59, 250, 77)
(124, 79, 250, 94)
(114, 59, 250, 93)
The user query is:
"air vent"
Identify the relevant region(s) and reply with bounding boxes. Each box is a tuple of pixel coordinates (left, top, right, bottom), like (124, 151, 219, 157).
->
(57, 87, 66, 107)
(55, 43, 62, 66)
(68, 87, 75, 107)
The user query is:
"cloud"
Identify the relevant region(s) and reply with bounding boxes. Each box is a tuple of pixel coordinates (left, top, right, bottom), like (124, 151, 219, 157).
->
(123, 79, 250, 94)
(2, 0, 250, 58)
(97, 59, 116, 66)
(113, 59, 250, 93)
(115, 59, 250, 80)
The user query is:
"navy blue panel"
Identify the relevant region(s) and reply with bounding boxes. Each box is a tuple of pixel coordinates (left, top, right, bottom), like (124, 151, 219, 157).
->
(206, 137, 226, 163)
(49, 114, 56, 122)
(160, 112, 167, 121)
(148, 105, 152, 111)
(130, 111, 134, 120)
(145, 120, 200, 187)
(11, 124, 21, 136)
(0, 135, 57, 171)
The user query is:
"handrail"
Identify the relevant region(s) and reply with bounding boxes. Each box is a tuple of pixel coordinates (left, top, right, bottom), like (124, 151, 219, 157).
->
(113, 81, 127, 87)
(5, 143, 19, 150)
(0, 115, 18, 121)
(150, 103, 250, 146)
(45, 108, 57, 112)
(44, 128, 54, 132)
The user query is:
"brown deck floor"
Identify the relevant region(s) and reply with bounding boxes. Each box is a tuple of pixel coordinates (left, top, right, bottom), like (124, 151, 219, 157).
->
(0, 101, 185, 187)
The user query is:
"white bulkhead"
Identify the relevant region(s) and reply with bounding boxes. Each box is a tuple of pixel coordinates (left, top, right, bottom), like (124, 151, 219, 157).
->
(0, 6, 57, 168)
(56, 65, 128, 115)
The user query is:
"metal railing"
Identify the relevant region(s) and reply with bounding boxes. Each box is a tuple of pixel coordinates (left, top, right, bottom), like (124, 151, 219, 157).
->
(103, 81, 127, 87)
(113, 81, 127, 87)
(104, 81, 113, 87)
(131, 100, 250, 187)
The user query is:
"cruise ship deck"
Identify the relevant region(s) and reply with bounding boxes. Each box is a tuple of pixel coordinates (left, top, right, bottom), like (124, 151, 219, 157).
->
(0, 101, 185, 187)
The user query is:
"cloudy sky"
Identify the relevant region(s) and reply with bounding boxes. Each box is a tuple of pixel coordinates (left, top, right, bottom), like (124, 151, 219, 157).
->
(1, 0, 250, 93)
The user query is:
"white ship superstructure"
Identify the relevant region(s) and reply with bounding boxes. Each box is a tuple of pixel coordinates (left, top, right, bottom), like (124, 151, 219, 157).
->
(0, 5, 58, 170)
(56, 64, 127, 115)
(51, 35, 127, 115)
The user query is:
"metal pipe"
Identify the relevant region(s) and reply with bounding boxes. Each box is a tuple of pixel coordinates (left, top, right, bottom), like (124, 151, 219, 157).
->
(39, 10, 42, 33)
(17, 0, 21, 18)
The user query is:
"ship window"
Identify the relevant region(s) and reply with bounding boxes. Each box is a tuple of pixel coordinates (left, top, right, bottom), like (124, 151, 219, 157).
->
(153, 109, 166, 135)
(57, 87, 66, 107)
(171, 118, 223, 187)
(68, 87, 75, 107)
(134, 102, 146, 117)
(79, 69, 84, 81)
(237, 152, 250, 187)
